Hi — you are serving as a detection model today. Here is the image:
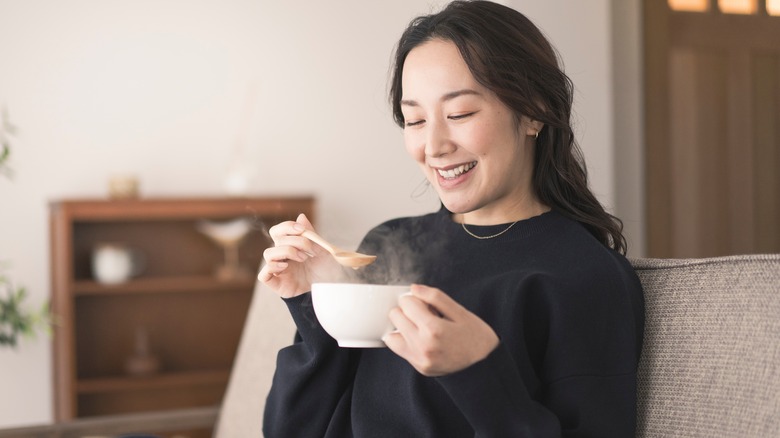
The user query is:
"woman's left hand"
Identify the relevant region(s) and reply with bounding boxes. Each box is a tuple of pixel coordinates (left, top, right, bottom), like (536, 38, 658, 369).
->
(383, 284, 499, 377)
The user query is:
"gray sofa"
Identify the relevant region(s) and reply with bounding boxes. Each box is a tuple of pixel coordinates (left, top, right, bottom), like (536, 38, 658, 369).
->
(2, 254, 778, 437)
(632, 255, 780, 437)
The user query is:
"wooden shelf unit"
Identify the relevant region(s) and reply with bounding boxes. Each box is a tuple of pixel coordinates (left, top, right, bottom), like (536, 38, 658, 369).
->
(49, 196, 314, 432)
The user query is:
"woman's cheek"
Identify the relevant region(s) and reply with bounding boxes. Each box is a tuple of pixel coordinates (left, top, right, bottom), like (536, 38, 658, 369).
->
(453, 125, 487, 155)
(404, 133, 426, 164)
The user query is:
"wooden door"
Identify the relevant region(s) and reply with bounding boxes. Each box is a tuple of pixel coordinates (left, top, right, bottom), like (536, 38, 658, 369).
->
(644, 0, 780, 258)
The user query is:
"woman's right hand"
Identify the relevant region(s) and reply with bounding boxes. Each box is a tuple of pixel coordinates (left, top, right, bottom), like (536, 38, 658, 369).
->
(257, 213, 343, 298)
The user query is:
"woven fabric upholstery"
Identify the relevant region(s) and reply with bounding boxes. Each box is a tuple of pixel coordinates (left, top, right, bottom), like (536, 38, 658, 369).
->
(632, 254, 780, 438)
(214, 281, 296, 438)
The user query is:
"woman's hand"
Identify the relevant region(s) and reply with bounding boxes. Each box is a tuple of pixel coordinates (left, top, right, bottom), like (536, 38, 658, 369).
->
(257, 213, 345, 298)
(383, 284, 499, 376)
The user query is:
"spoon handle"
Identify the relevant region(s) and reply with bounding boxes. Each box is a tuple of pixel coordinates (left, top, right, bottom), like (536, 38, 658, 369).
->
(300, 229, 339, 256)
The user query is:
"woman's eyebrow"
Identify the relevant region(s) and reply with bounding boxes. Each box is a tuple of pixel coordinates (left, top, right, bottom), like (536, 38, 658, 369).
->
(401, 89, 482, 107)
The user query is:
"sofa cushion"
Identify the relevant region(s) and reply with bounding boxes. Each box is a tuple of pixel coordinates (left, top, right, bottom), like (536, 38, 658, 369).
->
(632, 254, 780, 438)
(214, 282, 296, 438)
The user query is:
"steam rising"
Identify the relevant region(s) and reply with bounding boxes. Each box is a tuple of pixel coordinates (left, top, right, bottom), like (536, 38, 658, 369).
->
(352, 217, 448, 287)
(245, 208, 449, 288)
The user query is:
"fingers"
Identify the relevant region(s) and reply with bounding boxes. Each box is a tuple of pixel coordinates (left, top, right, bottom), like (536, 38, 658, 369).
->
(296, 213, 314, 229)
(263, 257, 289, 271)
(382, 329, 408, 356)
(264, 243, 309, 263)
(268, 219, 306, 240)
(256, 213, 325, 298)
(384, 289, 442, 358)
(385, 284, 501, 376)
(266, 217, 319, 257)
(384, 293, 424, 355)
(388, 301, 418, 335)
(395, 291, 441, 329)
(257, 261, 286, 283)
(267, 213, 312, 239)
(389, 285, 455, 337)
(407, 284, 464, 321)
(259, 214, 317, 285)
(267, 213, 315, 240)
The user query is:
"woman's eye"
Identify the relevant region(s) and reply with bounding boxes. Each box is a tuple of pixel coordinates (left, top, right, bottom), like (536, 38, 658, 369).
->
(449, 112, 475, 121)
(405, 119, 425, 127)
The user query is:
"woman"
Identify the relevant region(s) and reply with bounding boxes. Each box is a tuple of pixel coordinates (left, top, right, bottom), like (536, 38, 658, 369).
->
(258, 1, 644, 436)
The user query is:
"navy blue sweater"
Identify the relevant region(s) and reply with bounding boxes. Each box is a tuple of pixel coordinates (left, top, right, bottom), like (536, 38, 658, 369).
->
(263, 208, 645, 437)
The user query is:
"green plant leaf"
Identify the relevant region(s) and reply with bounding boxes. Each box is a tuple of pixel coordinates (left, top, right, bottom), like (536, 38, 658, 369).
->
(0, 274, 51, 348)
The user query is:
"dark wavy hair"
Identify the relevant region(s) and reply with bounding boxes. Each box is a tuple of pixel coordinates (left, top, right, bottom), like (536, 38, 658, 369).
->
(389, 0, 627, 254)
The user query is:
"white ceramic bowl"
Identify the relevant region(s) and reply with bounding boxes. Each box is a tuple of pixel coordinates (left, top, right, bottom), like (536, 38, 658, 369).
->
(311, 283, 410, 348)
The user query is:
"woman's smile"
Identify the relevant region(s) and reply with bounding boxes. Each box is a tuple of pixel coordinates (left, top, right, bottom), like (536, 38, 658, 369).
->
(432, 161, 478, 188)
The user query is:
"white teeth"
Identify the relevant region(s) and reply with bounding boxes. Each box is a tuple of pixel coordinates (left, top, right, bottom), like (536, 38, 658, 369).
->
(436, 162, 476, 179)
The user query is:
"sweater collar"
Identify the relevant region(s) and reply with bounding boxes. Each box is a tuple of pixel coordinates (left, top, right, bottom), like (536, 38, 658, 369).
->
(435, 204, 561, 242)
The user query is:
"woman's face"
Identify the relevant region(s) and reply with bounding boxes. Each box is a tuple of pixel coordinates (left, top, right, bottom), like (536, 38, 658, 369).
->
(400, 39, 542, 224)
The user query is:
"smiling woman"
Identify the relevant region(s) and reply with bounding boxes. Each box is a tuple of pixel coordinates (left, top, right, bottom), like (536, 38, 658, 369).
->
(259, 1, 644, 437)
(398, 39, 544, 225)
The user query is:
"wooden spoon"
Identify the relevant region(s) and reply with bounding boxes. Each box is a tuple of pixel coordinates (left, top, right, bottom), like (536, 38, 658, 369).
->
(301, 230, 377, 268)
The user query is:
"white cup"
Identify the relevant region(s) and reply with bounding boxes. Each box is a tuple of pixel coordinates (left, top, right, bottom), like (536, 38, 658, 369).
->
(92, 243, 144, 284)
(311, 283, 411, 348)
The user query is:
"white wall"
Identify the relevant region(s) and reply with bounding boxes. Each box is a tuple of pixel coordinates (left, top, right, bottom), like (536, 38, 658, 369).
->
(611, 0, 646, 256)
(0, 0, 632, 427)
(509, 0, 616, 208)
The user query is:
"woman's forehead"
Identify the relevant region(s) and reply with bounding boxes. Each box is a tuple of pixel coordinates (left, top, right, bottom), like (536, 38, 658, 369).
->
(401, 40, 482, 99)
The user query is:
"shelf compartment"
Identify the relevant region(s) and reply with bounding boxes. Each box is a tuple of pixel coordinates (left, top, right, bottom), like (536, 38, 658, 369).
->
(72, 219, 270, 280)
(77, 369, 230, 394)
(75, 291, 251, 379)
(77, 381, 225, 418)
(73, 275, 257, 296)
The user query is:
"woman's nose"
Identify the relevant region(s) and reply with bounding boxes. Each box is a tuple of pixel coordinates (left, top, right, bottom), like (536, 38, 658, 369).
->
(424, 120, 456, 158)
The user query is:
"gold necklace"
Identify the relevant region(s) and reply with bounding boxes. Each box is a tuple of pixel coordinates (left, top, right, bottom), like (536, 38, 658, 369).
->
(461, 220, 519, 240)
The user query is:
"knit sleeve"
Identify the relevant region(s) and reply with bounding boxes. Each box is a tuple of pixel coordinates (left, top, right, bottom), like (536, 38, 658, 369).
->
(537, 255, 643, 437)
(436, 256, 643, 437)
(262, 293, 359, 438)
(436, 343, 563, 437)
(437, 345, 639, 437)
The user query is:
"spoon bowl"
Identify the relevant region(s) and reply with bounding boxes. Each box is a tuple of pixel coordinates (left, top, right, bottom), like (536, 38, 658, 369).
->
(301, 230, 377, 268)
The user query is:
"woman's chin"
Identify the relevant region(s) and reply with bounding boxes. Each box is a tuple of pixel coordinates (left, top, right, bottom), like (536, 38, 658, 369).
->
(439, 198, 473, 215)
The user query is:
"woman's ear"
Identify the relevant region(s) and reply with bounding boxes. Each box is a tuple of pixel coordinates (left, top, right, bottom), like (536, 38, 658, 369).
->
(526, 119, 544, 138)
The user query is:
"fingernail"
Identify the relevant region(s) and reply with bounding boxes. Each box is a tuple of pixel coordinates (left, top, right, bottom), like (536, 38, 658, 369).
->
(293, 223, 305, 232)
